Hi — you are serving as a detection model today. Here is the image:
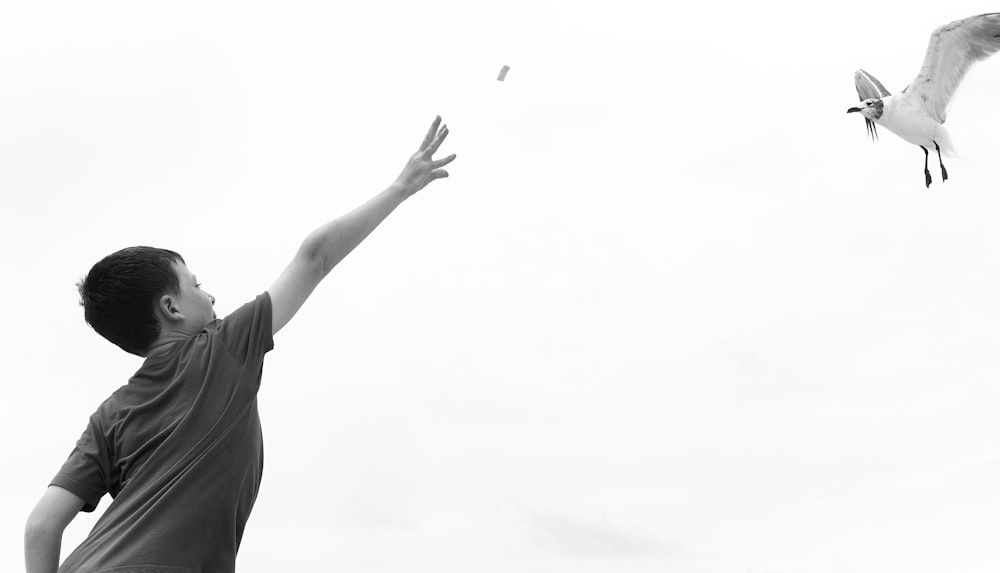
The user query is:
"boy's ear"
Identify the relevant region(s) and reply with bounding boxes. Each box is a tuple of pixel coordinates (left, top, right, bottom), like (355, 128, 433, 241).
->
(157, 294, 185, 323)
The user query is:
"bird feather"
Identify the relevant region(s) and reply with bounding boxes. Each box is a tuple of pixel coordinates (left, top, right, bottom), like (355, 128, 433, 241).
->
(903, 13, 1000, 123)
(854, 69, 891, 100)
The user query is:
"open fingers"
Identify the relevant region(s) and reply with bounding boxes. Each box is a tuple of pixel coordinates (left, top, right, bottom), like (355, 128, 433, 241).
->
(432, 153, 457, 169)
(419, 116, 442, 151)
(424, 125, 449, 157)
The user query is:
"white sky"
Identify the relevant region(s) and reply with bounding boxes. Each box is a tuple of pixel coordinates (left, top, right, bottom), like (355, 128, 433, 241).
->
(3, 1, 1000, 572)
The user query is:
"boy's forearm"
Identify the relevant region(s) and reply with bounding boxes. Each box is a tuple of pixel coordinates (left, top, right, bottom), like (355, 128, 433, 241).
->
(300, 183, 410, 277)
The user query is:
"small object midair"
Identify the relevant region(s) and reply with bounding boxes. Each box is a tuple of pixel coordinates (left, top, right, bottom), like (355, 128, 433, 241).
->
(497, 65, 510, 81)
(846, 12, 1000, 188)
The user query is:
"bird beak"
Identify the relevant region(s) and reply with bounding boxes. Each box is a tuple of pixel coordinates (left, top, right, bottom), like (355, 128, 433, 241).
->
(847, 107, 861, 113)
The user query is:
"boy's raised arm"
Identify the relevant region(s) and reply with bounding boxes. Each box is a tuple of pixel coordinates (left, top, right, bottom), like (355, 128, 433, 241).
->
(268, 116, 456, 335)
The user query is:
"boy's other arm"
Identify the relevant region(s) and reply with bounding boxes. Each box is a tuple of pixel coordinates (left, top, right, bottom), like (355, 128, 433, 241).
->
(268, 116, 455, 336)
(25, 486, 85, 573)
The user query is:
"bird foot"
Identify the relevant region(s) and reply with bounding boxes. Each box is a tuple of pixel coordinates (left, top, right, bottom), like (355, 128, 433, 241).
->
(924, 170, 932, 188)
(941, 166, 949, 182)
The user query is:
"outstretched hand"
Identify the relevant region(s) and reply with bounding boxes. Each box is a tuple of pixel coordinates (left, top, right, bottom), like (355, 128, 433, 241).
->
(393, 116, 457, 198)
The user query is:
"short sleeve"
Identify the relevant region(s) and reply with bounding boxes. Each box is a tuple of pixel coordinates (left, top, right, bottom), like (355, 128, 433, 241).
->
(50, 414, 113, 513)
(216, 292, 274, 366)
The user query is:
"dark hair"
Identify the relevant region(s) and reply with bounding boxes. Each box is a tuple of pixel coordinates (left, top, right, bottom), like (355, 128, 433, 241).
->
(77, 246, 185, 356)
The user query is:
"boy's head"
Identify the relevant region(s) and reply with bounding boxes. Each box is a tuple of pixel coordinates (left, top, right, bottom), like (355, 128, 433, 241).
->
(78, 246, 216, 357)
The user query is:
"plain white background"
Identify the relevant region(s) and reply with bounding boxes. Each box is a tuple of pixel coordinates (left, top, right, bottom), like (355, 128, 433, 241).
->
(3, 2, 1000, 572)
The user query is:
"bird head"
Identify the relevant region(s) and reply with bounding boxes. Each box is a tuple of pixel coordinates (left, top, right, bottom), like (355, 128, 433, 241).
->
(847, 98, 885, 141)
(846, 98, 884, 120)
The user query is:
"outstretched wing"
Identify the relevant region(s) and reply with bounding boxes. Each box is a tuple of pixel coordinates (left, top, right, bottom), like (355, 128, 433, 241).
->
(854, 69, 890, 140)
(903, 13, 1000, 123)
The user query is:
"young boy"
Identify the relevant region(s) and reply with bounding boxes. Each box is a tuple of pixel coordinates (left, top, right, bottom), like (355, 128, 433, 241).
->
(24, 117, 456, 573)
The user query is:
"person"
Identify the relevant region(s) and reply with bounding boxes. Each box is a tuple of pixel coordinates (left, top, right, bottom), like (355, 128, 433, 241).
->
(24, 117, 456, 573)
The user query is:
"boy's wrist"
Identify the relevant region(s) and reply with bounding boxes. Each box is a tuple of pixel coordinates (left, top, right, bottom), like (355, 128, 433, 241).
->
(387, 180, 416, 200)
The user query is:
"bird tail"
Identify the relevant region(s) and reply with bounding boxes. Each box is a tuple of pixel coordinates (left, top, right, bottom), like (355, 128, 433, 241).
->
(935, 129, 957, 158)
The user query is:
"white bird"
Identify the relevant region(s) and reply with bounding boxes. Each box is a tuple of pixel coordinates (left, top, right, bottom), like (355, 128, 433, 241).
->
(847, 13, 1000, 187)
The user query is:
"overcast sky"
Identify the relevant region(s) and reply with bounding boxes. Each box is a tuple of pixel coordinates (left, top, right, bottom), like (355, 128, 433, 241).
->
(4, 2, 1000, 572)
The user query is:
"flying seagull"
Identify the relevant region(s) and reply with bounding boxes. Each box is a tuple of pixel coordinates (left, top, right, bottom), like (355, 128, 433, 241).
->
(847, 13, 1000, 187)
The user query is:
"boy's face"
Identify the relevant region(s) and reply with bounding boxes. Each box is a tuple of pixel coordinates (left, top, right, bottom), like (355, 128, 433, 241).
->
(170, 261, 217, 331)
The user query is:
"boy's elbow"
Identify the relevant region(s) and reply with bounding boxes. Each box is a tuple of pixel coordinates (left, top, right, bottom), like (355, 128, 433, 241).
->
(297, 236, 330, 275)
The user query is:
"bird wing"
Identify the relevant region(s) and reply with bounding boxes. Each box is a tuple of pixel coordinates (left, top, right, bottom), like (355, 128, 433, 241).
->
(903, 13, 1000, 123)
(855, 69, 891, 100)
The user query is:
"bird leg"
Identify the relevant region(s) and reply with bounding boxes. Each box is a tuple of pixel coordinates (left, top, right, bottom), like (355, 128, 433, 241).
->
(920, 146, 932, 188)
(934, 141, 948, 182)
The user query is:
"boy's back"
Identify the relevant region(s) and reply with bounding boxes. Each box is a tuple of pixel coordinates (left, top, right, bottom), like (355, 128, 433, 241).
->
(53, 294, 273, 573)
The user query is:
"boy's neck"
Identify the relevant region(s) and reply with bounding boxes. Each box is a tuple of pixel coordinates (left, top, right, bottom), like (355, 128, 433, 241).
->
(145, 329, 193, 357)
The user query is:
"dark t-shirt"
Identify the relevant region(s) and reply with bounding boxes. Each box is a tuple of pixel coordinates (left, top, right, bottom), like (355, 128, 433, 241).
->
(52, 293, 274, 573)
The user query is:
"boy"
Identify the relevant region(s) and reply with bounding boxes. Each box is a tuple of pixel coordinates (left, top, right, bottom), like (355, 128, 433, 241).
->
(24, 117, 456, 573)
